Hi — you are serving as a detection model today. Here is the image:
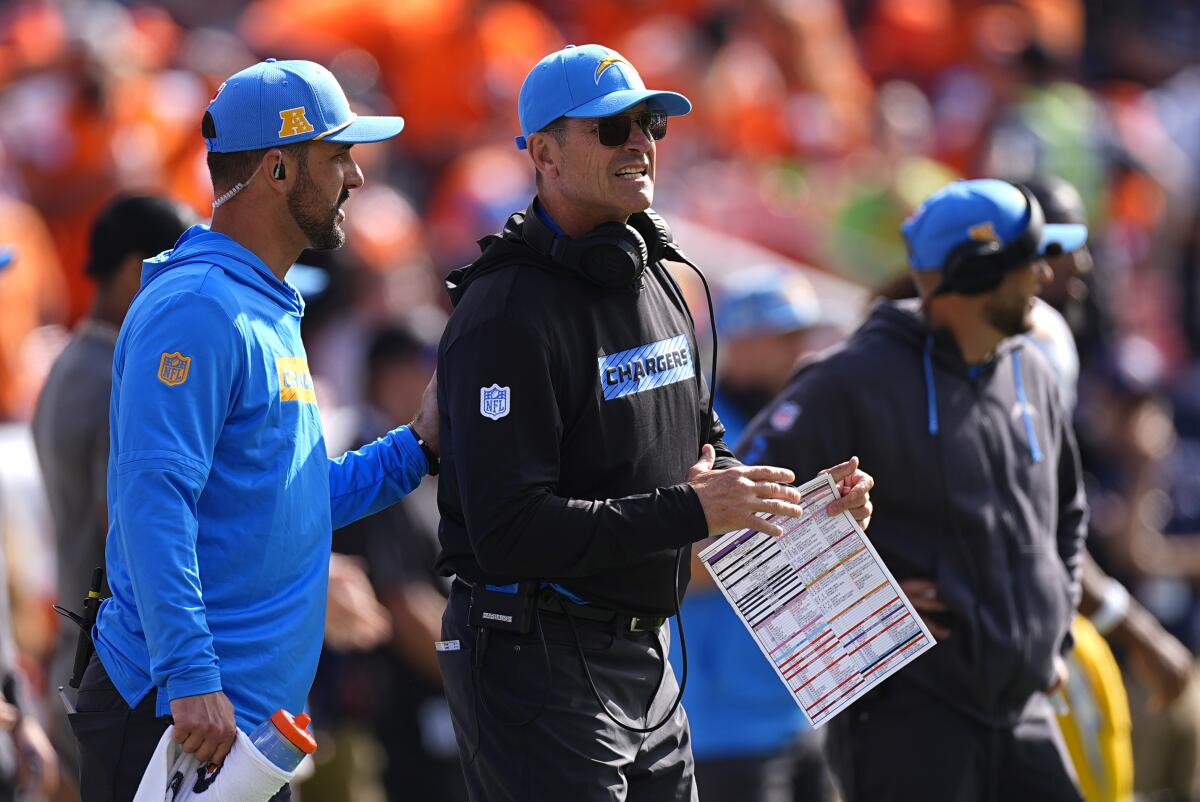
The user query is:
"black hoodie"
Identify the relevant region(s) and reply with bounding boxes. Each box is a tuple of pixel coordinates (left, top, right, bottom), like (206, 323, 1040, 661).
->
(434, 207, 735, 616)
(739, 298, 1087, 724)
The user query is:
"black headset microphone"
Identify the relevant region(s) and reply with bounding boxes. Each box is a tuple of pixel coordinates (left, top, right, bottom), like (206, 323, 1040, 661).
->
(519, 202, 719, 735)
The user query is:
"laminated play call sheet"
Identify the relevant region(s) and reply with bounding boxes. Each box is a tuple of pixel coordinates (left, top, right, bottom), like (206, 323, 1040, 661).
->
(698, 472, 936, 727)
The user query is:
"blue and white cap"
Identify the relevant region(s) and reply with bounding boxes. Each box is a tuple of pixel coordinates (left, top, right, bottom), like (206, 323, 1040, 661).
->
(204, 59, 404, 154)
(514, 44, 691, 150)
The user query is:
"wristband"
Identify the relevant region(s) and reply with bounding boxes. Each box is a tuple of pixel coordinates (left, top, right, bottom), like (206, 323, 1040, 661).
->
(1089, 578, 1131, 636)
(411, 427, 439, 477)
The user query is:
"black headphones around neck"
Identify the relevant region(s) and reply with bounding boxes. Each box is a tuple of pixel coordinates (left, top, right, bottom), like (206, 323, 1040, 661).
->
(520, 199, 676, 290)
(935, 182, 1045, 296)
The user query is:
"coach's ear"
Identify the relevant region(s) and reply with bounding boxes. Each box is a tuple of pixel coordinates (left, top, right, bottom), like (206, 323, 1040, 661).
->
(266, 150, 287, 187)
(527, 131, 562, 184)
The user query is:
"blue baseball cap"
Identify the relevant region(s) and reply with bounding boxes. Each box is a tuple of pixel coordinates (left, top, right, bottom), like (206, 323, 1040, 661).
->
(514, 44, 691, 150)
(902, 179, 1088, 271)
(204, 59, 404, 153)
(716, 266, 822, 339)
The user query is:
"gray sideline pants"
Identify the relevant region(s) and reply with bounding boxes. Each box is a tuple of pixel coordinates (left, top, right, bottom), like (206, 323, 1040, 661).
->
(437, 582, 698, 801)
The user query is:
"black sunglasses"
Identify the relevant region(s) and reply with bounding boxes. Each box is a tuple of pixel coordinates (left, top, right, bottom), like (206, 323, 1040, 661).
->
(547, 112, 669, 147)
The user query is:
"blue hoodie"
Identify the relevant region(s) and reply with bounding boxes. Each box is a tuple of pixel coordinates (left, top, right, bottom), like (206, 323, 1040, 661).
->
(94, 225, 428, 732)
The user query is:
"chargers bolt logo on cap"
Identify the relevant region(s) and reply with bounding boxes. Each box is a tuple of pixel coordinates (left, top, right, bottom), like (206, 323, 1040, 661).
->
(514, 44, 692, 150)
(594, 55, 630, 84)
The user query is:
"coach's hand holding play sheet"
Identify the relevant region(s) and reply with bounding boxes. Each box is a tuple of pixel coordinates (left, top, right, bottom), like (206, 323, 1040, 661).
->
(698, 472, 936, 728)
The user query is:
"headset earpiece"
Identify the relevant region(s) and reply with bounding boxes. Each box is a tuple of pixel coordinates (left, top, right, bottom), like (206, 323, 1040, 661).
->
(273, 160, 286, 181)
(941, 239, 1006, 294)
(521, 201, 663, 290)
(629, 209, 674, 262)
(567, 222, 648, 288)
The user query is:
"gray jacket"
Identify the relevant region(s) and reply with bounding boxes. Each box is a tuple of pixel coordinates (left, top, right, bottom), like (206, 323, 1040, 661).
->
(738, 298, 1087, 724)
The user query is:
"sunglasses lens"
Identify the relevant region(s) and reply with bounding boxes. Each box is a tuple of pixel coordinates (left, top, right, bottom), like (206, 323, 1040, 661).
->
(594, 114, 669, 146)
(645, 114, 668, 141)
(597, 116, 632, 147)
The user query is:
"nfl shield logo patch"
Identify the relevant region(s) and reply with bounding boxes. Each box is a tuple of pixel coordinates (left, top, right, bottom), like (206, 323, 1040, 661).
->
(158, 352, 191, 387)
(480, 384, 510, 420)
(770, 401, 800, 431)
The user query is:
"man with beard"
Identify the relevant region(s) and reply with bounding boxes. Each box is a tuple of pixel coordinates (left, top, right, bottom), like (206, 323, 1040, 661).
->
(737, 179, 1090, 801)
(70, 60, 439, 802)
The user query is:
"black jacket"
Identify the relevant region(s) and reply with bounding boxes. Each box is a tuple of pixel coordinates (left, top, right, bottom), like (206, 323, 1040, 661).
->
(739, 298, 1087, 724)
(435, 206, 734, 616)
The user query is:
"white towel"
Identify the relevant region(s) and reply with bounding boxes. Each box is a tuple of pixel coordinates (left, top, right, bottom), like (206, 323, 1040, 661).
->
(133, 726, 292, 802)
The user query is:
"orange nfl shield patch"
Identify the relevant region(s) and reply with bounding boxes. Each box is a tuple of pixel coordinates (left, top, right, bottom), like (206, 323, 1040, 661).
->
(158, 352, 191, 386)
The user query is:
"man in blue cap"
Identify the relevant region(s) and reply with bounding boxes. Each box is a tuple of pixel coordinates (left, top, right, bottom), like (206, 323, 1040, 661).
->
(70, 60, 439, 802)
(434, 44, 873, 801)
(736, 178, 1090, 800)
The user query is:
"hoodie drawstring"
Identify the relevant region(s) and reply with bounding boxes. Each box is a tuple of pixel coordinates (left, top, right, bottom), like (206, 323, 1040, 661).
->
(1012, 349, 1044, 464)
(924, 336, 1043, 463)
(923, 334, 939, 436)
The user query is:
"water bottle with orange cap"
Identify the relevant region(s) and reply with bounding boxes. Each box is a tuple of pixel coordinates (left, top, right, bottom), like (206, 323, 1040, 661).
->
(248, 710, 318, 772)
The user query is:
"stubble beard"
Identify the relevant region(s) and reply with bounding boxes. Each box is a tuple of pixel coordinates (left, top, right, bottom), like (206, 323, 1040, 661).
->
(287, 168, 346, 251)
(984, 293, 1034, 338)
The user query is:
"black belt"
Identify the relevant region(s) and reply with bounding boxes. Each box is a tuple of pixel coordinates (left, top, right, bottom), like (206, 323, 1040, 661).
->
(453, 577, 666, 634)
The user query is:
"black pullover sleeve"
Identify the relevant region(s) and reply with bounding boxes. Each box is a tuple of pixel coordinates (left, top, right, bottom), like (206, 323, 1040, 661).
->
(443, 317, 710, 579)
(703, 379, 739, 471)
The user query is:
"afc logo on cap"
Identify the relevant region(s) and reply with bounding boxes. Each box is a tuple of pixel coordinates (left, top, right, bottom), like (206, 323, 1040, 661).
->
(968, 221, 999, 243)
(278, 107, 315, 138)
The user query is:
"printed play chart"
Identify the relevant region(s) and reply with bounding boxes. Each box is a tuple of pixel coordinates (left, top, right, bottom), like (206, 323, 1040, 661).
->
(698, 472, 936, 727)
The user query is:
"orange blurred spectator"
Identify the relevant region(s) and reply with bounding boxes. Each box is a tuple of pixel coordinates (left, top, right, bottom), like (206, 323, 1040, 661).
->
(426, 143, 533, 269)
(0, 181, 66, 421)
(567, 0, 709, 52)
(0, 0, 67, 88)
(703, 35, 793, 158)
(859, 0, 970, 83)
(240, 0, 561, 157)
(1, 42, 119, 322)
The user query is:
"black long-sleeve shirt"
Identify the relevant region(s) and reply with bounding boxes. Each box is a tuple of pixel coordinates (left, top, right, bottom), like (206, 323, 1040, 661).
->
(435, 208, 733, 615)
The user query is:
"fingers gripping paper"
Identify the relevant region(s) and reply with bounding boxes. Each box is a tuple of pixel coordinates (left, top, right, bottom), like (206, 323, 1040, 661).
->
(133, 726, 290, 802)
(698, 472, 936, 727)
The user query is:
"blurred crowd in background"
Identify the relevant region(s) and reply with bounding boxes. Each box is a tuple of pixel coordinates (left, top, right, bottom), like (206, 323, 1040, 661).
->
(4, 0, 1200, 800)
